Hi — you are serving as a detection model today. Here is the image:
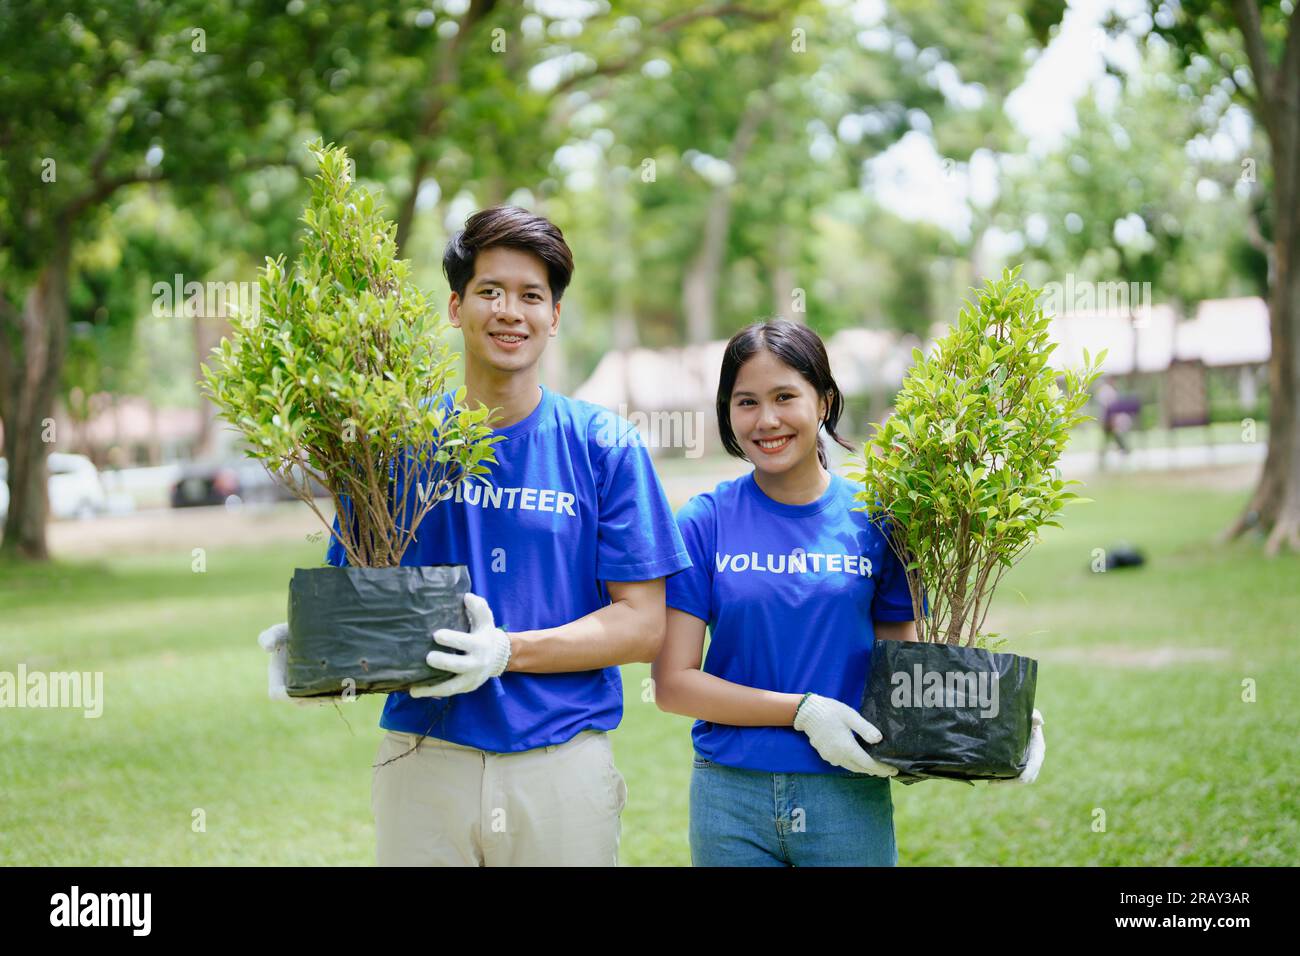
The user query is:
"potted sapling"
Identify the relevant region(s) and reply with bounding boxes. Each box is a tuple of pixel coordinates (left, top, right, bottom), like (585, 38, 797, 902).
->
(201, 141, 502, 698)
(848, 267, 1103, 783)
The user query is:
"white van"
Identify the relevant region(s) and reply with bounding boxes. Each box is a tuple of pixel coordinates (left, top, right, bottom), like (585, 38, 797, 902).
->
(0, 452, 107, 520)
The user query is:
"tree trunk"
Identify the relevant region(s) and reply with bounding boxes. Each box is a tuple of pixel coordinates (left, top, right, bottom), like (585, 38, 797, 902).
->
(1222, 236, 1298, 553)
(682, 187, 732, 346)
(192, 300, 223, 460)
(608, 165, 640, 355)
(1223, 205, 1300, 553)
(394, 155, 430, 259)
(681, 95, 768, 345)
(393, 0, 498, 257)
(148, 400, 161, 465)
(1221, 14, 1300, 554)
(767, 102, 797, 321)
(770, 219, 796, 321)
(0, 227, 72, 560)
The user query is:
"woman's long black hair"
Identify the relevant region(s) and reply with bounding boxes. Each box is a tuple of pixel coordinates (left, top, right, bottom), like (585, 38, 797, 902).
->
(716, 318, 855, 469)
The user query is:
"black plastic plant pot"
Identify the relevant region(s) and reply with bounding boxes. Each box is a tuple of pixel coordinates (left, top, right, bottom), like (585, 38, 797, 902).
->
(285, 565, 472, 698)
(859, 639, 1038, 785)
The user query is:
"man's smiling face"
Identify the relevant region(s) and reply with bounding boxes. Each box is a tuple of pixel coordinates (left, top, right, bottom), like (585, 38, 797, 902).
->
(449, 245, 560, 376)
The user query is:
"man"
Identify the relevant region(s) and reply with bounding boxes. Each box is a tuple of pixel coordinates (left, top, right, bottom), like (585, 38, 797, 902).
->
(259, 206, 689, 866)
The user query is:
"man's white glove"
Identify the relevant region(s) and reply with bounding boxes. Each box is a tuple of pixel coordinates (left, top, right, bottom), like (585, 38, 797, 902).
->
(256, 622, 333, 707)
(988, 708, 1046, 785)
(793, 693, 898, 777)
(411, 593, 512, 699)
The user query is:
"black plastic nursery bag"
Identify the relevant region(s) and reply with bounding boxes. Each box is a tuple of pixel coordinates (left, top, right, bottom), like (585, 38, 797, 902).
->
(285, 564, 472, 698)
(859, 639, 1038, 784)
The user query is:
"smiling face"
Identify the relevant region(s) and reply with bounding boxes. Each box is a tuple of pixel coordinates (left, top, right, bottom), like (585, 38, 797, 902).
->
(448, 245, 560, 377)
(729, 349, 829, 477)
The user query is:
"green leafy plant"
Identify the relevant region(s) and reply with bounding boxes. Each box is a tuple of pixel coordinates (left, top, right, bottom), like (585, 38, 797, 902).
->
(200, 140, 502, 568)
(849, 267, 1105, 647)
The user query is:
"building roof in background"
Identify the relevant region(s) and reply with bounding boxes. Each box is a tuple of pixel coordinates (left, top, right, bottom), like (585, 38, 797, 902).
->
(72, 398, 201, 446)
(572, 327, 922, 411)
(1188, 297, 1272, 367)
(573, 341, 729, 411)
(536, 295, 1280, 415)
(1047, 297, 1270, 374)
(1047, 304, 1183, 375)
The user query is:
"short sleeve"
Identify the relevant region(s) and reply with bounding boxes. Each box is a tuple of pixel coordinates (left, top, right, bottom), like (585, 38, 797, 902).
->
(593, 418, 691, 582)
(665, 495, 714, 623)
(871, 516, 924, 622)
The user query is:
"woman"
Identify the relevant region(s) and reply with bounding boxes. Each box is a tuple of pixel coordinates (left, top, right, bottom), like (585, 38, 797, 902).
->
(654, 319, 1042, 867)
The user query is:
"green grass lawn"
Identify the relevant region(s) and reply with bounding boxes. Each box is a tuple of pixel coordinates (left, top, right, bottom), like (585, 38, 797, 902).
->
(1, 470, 1296, 865)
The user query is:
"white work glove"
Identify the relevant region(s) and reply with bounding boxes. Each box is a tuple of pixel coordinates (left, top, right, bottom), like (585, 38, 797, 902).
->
(256, 622, 333, 707)
(410, 592, 512, 699)
(988, 708, 1045, 785)
(793, 693, 898, 777)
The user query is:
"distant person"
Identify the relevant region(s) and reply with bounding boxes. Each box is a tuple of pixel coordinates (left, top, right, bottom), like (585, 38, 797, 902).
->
(1097, 380, 1136, 468)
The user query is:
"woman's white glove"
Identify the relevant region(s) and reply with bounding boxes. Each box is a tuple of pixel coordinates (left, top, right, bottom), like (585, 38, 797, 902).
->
(793, 693, 898, 777)
(988, 708, 1046, 785)
(256, 622, 333, 707)
(411, 593, 512, 698)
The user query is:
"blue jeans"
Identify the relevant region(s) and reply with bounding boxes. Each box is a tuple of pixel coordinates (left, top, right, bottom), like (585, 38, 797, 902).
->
(689, 755, 898, 867)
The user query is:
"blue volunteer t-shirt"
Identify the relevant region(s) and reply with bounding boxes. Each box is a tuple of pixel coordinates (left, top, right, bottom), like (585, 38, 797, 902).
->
(666, 471, 918, 774)
(325, 384, 691, 753)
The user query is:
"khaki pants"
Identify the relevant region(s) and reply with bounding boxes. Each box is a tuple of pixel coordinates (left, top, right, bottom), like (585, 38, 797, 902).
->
(370, 728, 628, 866)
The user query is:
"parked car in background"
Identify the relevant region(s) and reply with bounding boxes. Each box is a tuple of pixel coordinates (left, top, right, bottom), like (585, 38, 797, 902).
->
(0, 453, 108, 521)
(170, 459, 328, 508)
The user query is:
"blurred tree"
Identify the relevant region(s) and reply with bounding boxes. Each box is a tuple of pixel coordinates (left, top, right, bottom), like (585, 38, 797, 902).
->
(583, 0, 1067, 346)
(325, 1, 794, 381)
(0, 0, 370, 560)
(1001, 51, 1210, 391)
(63, 195, 211, 464)
(0, 0, 1079, 560)
(1001, 42, 1269, 310)
(1129, 0, 1299, 553)
(885, 0, 1055, 285)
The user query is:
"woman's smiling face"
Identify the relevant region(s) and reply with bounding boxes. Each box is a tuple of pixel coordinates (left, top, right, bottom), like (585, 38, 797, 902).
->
(729, 349, 828, 476)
